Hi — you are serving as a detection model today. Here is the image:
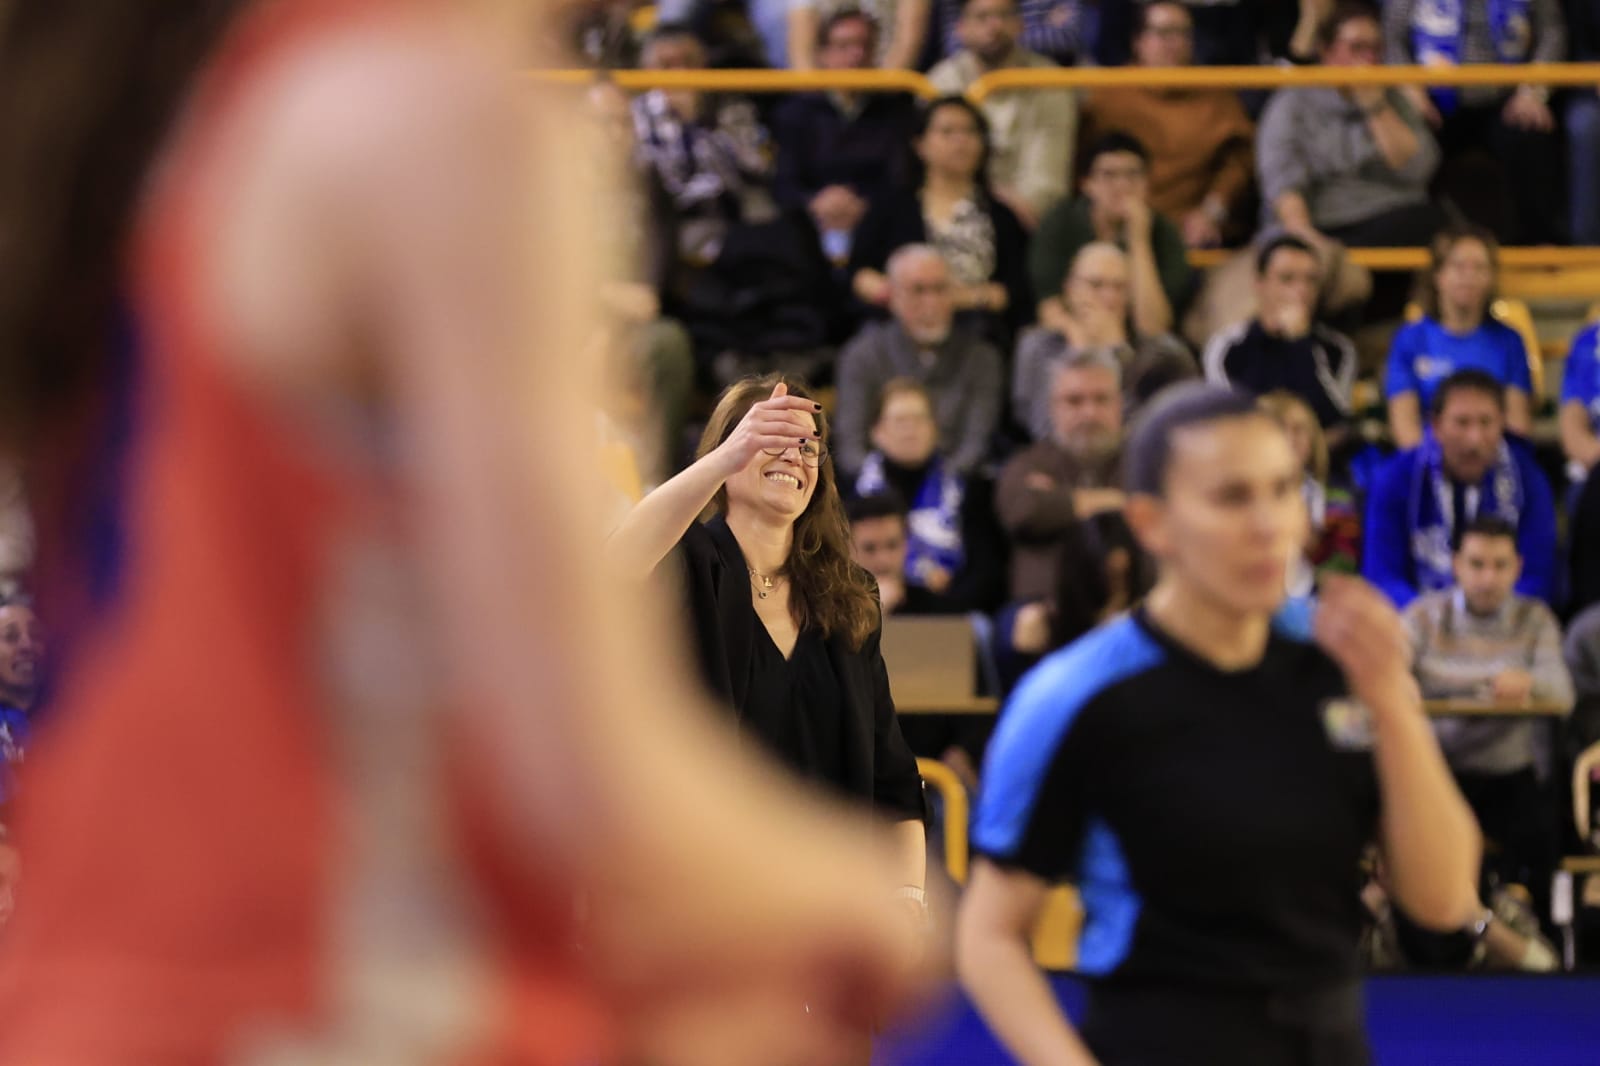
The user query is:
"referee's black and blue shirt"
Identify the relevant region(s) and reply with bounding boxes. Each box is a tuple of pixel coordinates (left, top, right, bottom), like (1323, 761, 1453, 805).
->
(974, 602, 1382, 989)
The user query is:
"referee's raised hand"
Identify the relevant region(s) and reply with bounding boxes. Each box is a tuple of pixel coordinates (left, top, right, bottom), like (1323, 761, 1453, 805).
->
(1312, 575, 1422, 716)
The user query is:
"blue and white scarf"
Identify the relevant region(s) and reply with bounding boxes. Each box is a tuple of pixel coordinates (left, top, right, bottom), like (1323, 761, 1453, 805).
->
(1406, 435, 1524, 594)
(856, 453, 966, 588)
(1411, 0, 1533, 113)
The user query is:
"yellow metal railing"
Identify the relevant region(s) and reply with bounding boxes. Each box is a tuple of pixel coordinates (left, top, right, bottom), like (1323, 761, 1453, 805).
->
(966, 61, 1600, 101)
(531, 61, 1600, 101)
(529, 67, 939, 97)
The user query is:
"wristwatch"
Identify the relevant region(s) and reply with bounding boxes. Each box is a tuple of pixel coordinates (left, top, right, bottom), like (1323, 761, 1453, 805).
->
(1363, 97, 1390, 117)
(1520, 84, 1550, 104)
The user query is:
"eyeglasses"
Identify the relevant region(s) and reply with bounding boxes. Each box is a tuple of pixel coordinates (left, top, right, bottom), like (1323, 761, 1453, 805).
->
(762, 441, 830, 466)
(1143, 23, 1192, 38)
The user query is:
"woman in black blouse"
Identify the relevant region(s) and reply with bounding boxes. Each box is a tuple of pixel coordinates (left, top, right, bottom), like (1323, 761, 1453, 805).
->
(610, 373, 929, 950)
(850, 96, 1032, 350)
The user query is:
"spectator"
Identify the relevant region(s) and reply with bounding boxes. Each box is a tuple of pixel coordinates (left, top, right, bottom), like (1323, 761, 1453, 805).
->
(774, 10, 919, 267)
(1095, 0, 1274, 66)
(849, 494, 941, 614)
(997, 348, 1126, 606)
(1403, 515, 1572, 954)
(1202, 234, 1357, 432)
(1257, 2, 1445, 252)
(1259, 391, 1362, 596)
(936, 0, 1103, 64)
(1559, 317, 1600, 487)
(790, 0, 932, 69)
(1384, 0, 1567, 244)
(850, 97, 1032, 350)
(1566, 0, 1600, 244)
(1080, 1, 1256, 248)
(1385, 225, 1532, 450)
(928, 0, 1077, 226)
(632, 25, 774, 251)
(846, 491, 994, 785)
(1365, 369, 1557, 608)
(635, 26, 836, 382)
(836, 245, 1005, 476)
(1014, 242, 1195, 438)
(853, 379, 1006, 611)
(1031, 133, 1194, 342)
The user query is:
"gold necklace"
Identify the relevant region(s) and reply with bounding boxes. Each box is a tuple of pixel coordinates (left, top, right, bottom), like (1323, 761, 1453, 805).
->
(748, 567, 786, 599)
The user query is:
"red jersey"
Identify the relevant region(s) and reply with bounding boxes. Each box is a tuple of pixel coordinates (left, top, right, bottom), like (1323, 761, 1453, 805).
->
(0, 3, 606, 1062)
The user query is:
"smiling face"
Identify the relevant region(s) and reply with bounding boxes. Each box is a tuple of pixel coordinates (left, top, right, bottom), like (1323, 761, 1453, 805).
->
(725, 435, 823, 522)
(0, 604, 41, 707)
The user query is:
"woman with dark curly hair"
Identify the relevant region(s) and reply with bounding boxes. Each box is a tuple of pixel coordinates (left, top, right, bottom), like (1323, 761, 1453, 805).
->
(611, 372, 928, 905)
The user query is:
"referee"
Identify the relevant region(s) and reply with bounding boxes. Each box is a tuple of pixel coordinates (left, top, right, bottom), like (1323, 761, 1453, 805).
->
(956, 384, 1480, 1066)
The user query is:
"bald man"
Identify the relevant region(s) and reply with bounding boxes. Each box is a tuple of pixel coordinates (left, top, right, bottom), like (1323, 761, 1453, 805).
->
(834, 245, 1004, 476)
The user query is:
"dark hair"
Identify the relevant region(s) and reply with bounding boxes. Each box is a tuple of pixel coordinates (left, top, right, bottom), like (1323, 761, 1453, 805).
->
(910, 96, 992, 190)
(1082, 131, 1150, 175)
(1256, 233, 1319, 277)
(1125, 382, 1267, 496)
(1049, 510, 1155, 648)
(1318, 1, 1382, 51)
(698, 373, 880, 649)
(1456, 514, 1518, 551)
(0, 4, 248, 450)
(845, 492, 908, 525)
(641, 20, 704, 64)
(1135, 0, 1191, 37)
(818, 6, 878, 49)
(1415, 221, 1498, 320)
(1429, 368, 1507, 420)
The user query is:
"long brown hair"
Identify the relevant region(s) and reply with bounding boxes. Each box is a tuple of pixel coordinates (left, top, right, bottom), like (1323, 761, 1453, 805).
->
(0, 3, 246, 451)
(1414, 222, 1499, 321)
(698, 374, 880, 650)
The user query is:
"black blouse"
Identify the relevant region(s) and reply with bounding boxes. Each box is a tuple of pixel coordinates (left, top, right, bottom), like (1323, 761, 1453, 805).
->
(672, 515, 927, 822)
(743, 627, 848, 797)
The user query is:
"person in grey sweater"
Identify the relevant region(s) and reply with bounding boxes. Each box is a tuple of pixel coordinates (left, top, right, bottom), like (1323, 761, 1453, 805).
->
(1403, 515, 1572, 928)
(834, 244, 1003, 477)
(1257, 2, 1443, 250)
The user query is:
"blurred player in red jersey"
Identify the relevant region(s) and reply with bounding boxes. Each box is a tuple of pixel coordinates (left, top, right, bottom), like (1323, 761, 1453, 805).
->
(0, 2, 927, 1063)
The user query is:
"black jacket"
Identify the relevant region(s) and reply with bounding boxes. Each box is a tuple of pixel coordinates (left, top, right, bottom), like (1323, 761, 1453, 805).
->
(675, 515, 927, 822)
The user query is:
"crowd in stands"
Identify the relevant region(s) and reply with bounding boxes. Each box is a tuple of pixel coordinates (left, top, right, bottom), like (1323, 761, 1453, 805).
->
(573, 0, 1600, 967)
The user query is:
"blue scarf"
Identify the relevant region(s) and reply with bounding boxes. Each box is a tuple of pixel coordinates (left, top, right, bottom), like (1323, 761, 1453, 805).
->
(1406, 436, 1525, 595)
(1412, 0, 1533, 114)
(856, 453, 966, 588)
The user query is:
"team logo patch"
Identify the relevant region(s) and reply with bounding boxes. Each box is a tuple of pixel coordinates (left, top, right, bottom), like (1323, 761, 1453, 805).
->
(1320, 698, 1375, 751)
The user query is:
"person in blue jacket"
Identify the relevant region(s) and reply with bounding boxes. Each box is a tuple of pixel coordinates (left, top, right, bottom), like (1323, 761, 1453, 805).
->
(1364, 369, 1556, 608)
(1384, 225, 1532, 451)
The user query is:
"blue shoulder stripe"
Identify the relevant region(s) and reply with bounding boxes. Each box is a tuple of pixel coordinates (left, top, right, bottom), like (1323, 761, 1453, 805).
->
(972, 616, 1164, 859)
(1271, 596, 1317, 643)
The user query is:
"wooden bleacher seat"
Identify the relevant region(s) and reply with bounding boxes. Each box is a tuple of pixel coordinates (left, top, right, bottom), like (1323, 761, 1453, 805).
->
(881, 615, 998, 714)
